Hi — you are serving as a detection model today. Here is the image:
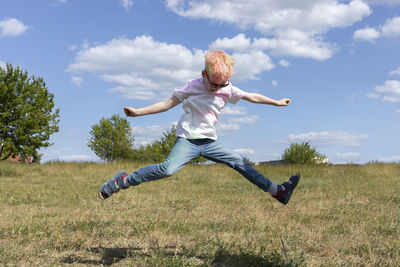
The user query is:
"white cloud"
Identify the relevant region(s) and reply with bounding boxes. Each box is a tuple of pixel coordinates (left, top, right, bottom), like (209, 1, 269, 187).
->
(272, 80, 278, 86)
(217, 115, 258, 135)
(0, 17, 29, 37)
(336, 152, 360, 158)
(252, 30, 336, 60)
(71, 76, 83, 87)
(210, 34, 251, 51)
(390, 67, 400, 77)
(372, 80, 400, 103)
(120, 0, 133, 10)
(230, 115, 258, 124)
(396, 109, 400, 114)
(381, 16, 400, 37)
(234, 148, 256, 155)
(167, 0, 370, 34)
(280, 131, 368, 146)
(68, 35, 280, 100)
(68, 35, 205, 100)
(353, 27, 381, 42)
(232, 50, 275, 80)
(131, 123, 177, 147)
(217, 123, 240, 132)
(279, 60, 290, 67)
(354, 16, 400, 42)
(222, 106, 247, 115)
(167, 0, 371, 60)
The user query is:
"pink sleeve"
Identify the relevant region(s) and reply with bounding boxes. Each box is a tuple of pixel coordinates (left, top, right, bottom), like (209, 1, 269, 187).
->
(229, 85, 246, 104)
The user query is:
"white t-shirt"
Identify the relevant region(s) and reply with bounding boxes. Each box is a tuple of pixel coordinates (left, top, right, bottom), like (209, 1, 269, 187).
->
(173, 78, 246, 140)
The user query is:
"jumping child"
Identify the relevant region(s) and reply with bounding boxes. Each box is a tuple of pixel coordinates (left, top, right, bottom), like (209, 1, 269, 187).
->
(99, 50, 300, 205)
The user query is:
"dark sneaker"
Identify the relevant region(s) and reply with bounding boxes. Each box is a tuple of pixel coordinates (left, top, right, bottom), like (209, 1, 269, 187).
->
(98, 171, 129, 200)
(274, 172, 300, 205)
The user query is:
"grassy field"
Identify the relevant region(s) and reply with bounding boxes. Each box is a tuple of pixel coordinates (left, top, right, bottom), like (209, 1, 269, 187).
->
(0, 160, 399, 266)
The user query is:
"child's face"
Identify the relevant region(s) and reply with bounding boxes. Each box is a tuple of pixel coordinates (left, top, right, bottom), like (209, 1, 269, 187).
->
(202, 70, 229, 92)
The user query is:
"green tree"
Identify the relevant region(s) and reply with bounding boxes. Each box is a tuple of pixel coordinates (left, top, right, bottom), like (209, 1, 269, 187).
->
(88, 114, 134, 162)
(282, 141, 328, 164)
(0, 64, 60, 162)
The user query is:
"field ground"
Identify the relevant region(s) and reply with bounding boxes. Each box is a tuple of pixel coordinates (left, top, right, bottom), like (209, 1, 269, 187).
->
(0, 161, 399, 266)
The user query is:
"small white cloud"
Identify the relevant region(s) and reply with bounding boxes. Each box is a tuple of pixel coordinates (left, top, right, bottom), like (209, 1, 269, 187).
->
(396, 109, 400, 114)
(217, 115, 258, 135)
(272, 80, 278, 86)
(372, 80, 400, 103)
(278, 60, 290, 67)
(229, 115, 258, 124)
(336, 152, 360, 158)
(60, 154, 93, 161)
(390, 67, 400, 77)
(381, 16, 400, 37)
(120, 0, 133, 11)
(71, 76, 83, 87)
(280, 131, 368, 146)
(210, 33, 251, 52)
(216, 123, 240, 132)
(234, 148, 256, 155)
(353, 16, 400, 42)
(222, 106, 247, 115)
(353, 27, 381, 42)
(252, 30, 336, 61)
(0, 17, 29, 37)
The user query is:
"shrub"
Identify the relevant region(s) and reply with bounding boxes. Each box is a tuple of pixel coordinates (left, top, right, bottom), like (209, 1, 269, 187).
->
(282, 142, 328, 164)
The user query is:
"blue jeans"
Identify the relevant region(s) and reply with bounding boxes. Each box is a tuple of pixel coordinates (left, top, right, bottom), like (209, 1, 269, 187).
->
(126, 137, 273, 192)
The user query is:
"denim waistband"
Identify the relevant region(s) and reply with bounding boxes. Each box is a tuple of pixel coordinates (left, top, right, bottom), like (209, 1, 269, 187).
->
(180, 137, 215, 146)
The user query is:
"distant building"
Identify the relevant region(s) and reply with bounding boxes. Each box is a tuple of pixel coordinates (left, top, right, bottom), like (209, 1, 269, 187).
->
(8, 153, 33, 164)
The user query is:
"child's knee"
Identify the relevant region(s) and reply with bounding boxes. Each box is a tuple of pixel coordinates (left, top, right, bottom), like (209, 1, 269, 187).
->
(160, 162, 179, 177)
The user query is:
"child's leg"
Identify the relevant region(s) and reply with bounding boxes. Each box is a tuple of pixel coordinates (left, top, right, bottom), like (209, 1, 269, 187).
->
(99, 138, 200, 199)
(201, 140, 300, 205)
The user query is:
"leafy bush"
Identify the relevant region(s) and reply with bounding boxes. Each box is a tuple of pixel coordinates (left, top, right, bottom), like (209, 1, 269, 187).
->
(88, 114, 135, 162)
(282, 142, 328, 164)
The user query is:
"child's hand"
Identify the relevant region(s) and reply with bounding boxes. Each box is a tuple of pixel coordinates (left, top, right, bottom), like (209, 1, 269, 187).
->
(123, 107, 139, 117)
(277, 98, 291, 106)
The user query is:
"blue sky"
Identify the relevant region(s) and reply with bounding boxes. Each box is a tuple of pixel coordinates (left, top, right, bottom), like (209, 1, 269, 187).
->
(1, 0, 400, 164)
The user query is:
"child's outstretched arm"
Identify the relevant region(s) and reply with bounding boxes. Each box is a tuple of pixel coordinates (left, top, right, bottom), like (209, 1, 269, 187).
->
(123, 96, 181, 117)
(242, 92, 291, 106)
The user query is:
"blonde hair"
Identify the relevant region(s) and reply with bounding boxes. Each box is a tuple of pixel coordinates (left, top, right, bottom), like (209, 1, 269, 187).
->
(205, 50, 235, 83)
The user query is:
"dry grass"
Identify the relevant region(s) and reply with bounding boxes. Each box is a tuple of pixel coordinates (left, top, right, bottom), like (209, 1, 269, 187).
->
(0, 161, 399, 266)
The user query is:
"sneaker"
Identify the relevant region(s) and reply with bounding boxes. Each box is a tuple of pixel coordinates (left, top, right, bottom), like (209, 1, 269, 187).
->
(98, 171, 129, 200)
(274, 172, 300, 205)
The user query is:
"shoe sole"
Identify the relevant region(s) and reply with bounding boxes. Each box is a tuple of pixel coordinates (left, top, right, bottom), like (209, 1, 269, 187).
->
(98, 189, 109, 200)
